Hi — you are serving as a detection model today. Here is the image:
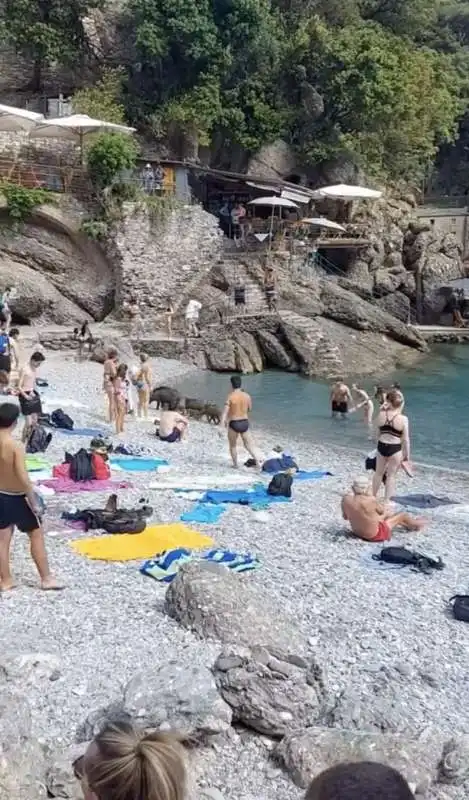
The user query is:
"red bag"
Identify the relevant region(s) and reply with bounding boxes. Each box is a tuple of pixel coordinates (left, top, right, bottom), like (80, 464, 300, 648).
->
(92, 453, 110, 481)
(53, 463, 70, 479)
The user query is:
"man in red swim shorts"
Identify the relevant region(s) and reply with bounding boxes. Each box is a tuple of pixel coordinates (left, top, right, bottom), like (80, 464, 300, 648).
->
(341, 476, 425, 542)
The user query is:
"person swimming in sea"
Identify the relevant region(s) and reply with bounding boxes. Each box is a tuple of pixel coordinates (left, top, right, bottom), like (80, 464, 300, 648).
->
(330, 381, 352, 419)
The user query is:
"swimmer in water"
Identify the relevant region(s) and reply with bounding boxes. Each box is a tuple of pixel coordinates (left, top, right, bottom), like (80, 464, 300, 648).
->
(330, 381, 352, 419)
(351, 384, 374, 434)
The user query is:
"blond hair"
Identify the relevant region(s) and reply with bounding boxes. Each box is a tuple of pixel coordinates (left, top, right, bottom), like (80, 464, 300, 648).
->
(352, 476, 370, 495)
(386, 389, 404, 409)
(85, 721, 187, 800)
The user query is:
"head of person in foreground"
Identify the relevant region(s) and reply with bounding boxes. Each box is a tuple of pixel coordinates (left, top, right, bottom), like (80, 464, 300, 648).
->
(0, 402, 19, 431)
(75, 719, 187, 800)
(351, 476, 371, 496)
(385, 388, 404, 410)
(305, 761, 415, 800)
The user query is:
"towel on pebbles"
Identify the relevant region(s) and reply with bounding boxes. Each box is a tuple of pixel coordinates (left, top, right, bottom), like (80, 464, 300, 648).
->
(71, 524, 213, 561)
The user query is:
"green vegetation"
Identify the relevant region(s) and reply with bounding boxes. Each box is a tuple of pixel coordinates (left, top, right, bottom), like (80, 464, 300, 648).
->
(5, 0, 469, 183)
(1, 0, 105, 91)
(86, 132, 139, 191)
(0, 183, 56, 223)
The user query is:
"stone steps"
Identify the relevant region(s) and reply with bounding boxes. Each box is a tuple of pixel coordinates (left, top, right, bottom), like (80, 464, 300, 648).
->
(279, 310, 344, 378)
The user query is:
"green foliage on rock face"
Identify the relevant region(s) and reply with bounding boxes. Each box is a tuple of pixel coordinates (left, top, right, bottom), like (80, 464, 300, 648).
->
(0, 183, 56, 223)
(119, 0, 469, 181)
(86, 133, 139, 191)
(73, 70, 127, 125)
(0, 0, 106, 90)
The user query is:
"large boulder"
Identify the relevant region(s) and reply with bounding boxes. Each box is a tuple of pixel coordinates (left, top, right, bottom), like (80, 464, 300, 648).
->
(0, 213, 114, 321)
(122, 662, 232, 740)
(233, 331, 263, 372)
(439, 736, 469, 785)
(256, 330, 296, 370)
(164, 562, 304, 651)
(204, 339, 237, 372)
(276, 728, 445, 793)
(374, 269, 403, 296)
(213, 645, 325, 737)
(248, 140, 298, 180)
(376, 292, 411, 323)
(90, 336, 135, 365)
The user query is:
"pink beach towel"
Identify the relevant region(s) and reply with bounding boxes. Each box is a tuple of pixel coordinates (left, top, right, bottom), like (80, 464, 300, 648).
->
(37, 479, 132, 493)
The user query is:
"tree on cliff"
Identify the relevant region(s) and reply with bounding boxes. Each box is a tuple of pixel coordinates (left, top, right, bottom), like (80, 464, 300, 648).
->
(1, 0, 106, 91)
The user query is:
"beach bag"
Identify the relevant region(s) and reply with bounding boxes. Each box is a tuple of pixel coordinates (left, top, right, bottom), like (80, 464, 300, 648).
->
(449, 595, 469, 622)
(91, 453, 110, 481)
(267, 472, 293, 498)
(102, 513, 146, 534)
(262, 455, 298, 474)
(0, 333, 9, 355)
(69, 449, 94, 482)
(372, 546, 444, 575)
(53, 462, 70, 479)
(51, 408, 74, 430)
(26, 424, 52, 454)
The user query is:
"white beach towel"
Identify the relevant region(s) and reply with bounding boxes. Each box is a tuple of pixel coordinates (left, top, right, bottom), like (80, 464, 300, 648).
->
(149, 473, 259, 490)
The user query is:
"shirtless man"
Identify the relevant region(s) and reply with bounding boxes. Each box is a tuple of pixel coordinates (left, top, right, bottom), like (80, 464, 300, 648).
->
(341, 476, 425, 542)
(18, 350, 45, 441)
(351, 384, 374, 433)
(221, 375, 259, 468)
(157, 401, 189, 443)
(0, 403, 62, 591)
(330, 381, 352, 419)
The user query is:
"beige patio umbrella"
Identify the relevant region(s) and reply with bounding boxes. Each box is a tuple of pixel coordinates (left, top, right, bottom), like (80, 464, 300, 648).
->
(301, 217, 346, 231)
(29, 113, 136, 162)
(248, 195, 299, 250)
(0, 103, 44, 131)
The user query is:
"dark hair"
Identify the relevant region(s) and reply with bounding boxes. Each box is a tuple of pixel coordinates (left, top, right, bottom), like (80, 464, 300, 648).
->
(231, 375, 242, 389)
(305, 762, 414, 800)
(169, 399, 179, 411)
(116, 363, 128, 379)
(80, 322, 89, 337)
(31, 351, 45, 364)
(0, 370, 9, 385)
(0, 402, 19, 428)
(9, 328, 19, 339)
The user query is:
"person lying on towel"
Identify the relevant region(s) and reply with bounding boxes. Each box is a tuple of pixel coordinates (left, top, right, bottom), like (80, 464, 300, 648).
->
(156, 402, 189, 443)
(341, 476, 425, 542)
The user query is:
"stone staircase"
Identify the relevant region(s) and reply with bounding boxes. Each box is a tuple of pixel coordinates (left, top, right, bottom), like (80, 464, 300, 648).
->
(279, 310, 345, 379)
(220, 257, 270, 317)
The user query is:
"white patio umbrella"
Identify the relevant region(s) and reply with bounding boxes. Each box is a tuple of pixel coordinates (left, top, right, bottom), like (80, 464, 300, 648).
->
(301, 217, 346, 232)
(29, 113, 136, 161)
(310, 183, 382, 201)
(0, 104, 44, 132)
(248, 195, 299, 250)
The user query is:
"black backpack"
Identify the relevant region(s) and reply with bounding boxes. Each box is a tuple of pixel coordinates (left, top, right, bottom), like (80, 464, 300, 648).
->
(69, 449, 94, 482)
(26, 425, 52, 454)
(449, 595, 469, 622)
(373, 546, 444, 575)
(51, 408, 74, 430)
(267, 472, 293, 498)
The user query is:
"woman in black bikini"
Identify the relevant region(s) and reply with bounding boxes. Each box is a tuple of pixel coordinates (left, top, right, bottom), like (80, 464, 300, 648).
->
(372, 388, 411, 502)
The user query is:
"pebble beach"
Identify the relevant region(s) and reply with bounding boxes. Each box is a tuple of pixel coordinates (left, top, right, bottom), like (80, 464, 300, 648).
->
(4, 351, 469, 800)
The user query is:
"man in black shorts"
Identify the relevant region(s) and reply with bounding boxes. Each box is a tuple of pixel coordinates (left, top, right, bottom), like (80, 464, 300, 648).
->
(0, 403, 62, 591)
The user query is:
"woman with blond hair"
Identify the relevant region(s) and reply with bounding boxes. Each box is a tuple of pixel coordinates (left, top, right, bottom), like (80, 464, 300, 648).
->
(372, 388, 412, 502)
(73, 719, 186, 800)
(135, 352, 152, 419)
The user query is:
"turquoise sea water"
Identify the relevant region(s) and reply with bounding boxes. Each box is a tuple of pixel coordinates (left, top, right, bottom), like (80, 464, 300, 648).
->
(173, 344, 469, 472)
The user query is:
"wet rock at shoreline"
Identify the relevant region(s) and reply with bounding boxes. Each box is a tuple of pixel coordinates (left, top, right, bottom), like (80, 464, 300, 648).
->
(213, 645, 325, 737)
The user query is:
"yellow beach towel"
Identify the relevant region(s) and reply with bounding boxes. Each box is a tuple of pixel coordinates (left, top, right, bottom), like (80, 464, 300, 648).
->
(71, 524, 213, 562)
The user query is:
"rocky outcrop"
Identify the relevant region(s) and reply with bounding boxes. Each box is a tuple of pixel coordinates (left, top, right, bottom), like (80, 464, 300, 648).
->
(276, 728, 444, 793)
(213, 646, 325, 737)
(247, 140, 298, 180)
(164, 562, 304, 652)
(0, 206, 114, 323)
(256, 330, 296, 370)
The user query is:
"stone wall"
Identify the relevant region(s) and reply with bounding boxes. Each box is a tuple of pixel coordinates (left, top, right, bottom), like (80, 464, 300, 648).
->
(109, 202, 224, 316)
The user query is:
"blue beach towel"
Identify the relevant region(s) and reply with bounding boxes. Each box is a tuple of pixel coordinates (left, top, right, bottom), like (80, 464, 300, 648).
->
(202, 549, 260, 573)
(295, 470, 333, 481)
(141, 548, 193, 582)
(200, 488, 291, 506)
(180, 503, 226, 524)
(60, 427, 105, 437)
(140, 547, 260, 582)
(110, 457, 169, 472)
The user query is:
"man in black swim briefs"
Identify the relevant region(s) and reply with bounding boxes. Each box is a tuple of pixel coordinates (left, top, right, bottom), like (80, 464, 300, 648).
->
(221, 376, 259, 468)
(330, 381, 353, 419)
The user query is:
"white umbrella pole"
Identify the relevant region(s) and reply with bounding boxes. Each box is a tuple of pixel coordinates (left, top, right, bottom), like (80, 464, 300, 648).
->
(269, 204, 275, 251)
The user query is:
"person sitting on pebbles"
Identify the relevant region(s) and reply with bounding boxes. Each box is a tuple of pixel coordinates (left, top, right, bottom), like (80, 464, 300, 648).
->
(341, 475, 425, 542)
(155, 400, 189, 443)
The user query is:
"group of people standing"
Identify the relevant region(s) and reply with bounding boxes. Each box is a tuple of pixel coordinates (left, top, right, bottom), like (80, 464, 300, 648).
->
(102, 349, 153, 434)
